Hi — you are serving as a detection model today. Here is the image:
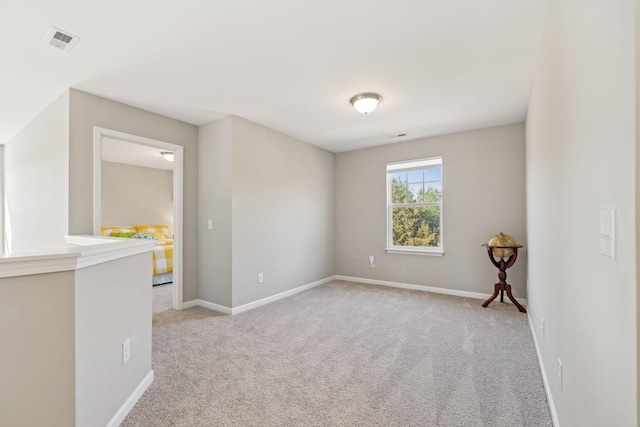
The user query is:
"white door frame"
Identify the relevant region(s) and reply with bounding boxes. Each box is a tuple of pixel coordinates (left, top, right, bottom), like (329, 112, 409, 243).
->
(93, 126, 184, 310)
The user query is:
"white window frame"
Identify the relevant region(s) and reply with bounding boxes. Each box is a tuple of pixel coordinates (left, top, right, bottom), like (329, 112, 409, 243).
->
(385, 156, 444, 256)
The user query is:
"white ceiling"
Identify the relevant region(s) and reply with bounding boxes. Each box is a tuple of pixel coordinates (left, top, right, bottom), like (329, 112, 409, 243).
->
(102, 137, 173, 171)
(1, 0, 548, 153)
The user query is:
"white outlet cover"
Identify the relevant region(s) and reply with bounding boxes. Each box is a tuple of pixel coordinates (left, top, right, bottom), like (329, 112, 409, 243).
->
(123, 339, 131, 365)
(599, 210, 615, 259)
(558, 359, 563, 391)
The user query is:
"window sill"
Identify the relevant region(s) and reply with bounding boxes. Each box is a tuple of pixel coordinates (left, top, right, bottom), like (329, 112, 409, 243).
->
(385, 248, 444, 256)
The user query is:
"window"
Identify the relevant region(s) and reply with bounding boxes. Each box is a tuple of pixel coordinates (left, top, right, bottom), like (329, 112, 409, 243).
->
(386, 156, 443, 255)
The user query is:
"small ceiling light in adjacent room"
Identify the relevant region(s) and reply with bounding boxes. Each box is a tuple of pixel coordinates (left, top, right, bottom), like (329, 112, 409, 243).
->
(161, 152, 174, 162)
(350, 92, 382, 114)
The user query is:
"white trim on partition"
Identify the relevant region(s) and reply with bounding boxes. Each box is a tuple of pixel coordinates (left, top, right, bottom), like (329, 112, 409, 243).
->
(105, 369, 154, 427)
(183, 276, 337, 315)
(0, 252, 79, 278)
(528, 312, 560, 427)
(0, 237, 154, 278)
(64, 236, 155, 270)
(335, 275, 527, 307)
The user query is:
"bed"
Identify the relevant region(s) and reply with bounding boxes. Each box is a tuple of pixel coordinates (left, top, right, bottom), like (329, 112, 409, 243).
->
(101, 225, 174, 285)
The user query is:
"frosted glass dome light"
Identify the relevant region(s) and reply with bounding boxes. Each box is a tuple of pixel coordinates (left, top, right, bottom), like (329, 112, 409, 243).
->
(350, 92, 382, 114)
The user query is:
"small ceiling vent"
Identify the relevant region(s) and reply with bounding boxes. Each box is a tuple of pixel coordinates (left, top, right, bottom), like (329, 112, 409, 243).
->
(43, 27, 80, 52)
(386, 133, 407, 140)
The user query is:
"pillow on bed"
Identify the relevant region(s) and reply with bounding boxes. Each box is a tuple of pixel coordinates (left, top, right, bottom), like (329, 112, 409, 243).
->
(131, 232, 158, 240)
(110, 232, 137, 238)
(101, 226, 137, 237)
(134, 225, 171, 239)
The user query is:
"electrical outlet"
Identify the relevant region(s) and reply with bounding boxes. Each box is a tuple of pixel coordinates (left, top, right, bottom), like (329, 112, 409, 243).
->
(599, 210, 616, 259)
(541, 318, 545, 339)
(558, 359, 563, 390)
(258, 273, 264, 284)
(123, 339, 131, 365)
(369, 255, 375, 267)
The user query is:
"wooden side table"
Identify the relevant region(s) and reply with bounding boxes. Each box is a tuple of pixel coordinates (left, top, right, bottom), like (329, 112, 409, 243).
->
(481, 244, 526, 313)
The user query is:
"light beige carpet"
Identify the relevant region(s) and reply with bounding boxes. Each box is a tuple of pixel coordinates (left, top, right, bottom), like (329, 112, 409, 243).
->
(123, 280, 552, 426)
(152, 282, 173, 313)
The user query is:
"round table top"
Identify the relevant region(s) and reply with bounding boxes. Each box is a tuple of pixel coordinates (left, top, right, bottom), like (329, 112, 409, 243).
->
(482, 244, 523, 249)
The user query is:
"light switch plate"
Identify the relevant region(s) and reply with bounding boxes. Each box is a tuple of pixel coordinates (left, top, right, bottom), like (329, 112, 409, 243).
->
(599, 210, 615, 259)
(123, 339, 131, 365)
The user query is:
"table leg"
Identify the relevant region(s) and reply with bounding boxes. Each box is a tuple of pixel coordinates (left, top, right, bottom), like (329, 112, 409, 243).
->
(505, 284, 527, 313)
(482, 283, 500, 308)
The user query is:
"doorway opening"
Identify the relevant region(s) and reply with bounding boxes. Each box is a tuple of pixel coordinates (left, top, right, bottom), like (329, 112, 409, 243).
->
(92, 127, 185, 310)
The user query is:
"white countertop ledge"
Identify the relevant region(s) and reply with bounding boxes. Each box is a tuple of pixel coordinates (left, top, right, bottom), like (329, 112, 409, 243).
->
(0, 236, 156, 278)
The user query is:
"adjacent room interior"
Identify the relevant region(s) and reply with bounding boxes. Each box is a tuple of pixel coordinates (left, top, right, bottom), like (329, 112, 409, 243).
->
(100, 137, 177, 301)
(0, 1, 638, 426)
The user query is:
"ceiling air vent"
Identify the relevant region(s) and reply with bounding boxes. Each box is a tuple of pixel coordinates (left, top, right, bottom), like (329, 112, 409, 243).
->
(43, 27, 80, 52)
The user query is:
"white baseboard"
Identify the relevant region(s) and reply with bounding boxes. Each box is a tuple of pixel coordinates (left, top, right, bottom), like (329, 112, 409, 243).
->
(528, 312, 560, 427)
(181, 299, 199, 309)
(182, 298, 232, 314)
(105, 369, 154, 427)
(231, 275, 336, 315)
(335, 275, 527, 306)
(197, 299, 233, 314)
(182, 276, 336, 315)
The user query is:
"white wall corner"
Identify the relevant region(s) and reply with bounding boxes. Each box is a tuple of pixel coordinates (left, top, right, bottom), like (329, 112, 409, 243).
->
(527, 313, 560, 427)
(104, 370, 154, 427)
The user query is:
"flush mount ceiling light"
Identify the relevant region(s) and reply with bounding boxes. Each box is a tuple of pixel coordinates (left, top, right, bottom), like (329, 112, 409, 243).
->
(350, 92, 382, 114)
(160, 151, 174, 162)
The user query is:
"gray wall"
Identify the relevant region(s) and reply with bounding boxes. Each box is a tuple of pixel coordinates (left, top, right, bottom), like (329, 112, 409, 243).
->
(230, 116, 335, 307)
(0, 271, 76, 426)
(102, 161, 173, 231)
(4, 92, 69, 253)
(68, 89, 199, 300)
(336, 123, 526, 297)
(198, 115, 336, 308)
(526, 0, 636, 425)
(198, 117, 233, 307)
(0, 250, 152, 427)
(75, 253, 152, 427)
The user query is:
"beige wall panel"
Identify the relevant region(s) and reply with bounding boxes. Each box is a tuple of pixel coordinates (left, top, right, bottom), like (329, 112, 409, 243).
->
(526, 0, 637, 424)
(198, 117, 233, 307)
(68, 89, 199, 300)
(101, 161, 173, 232)
(0, 271, 76, 427)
